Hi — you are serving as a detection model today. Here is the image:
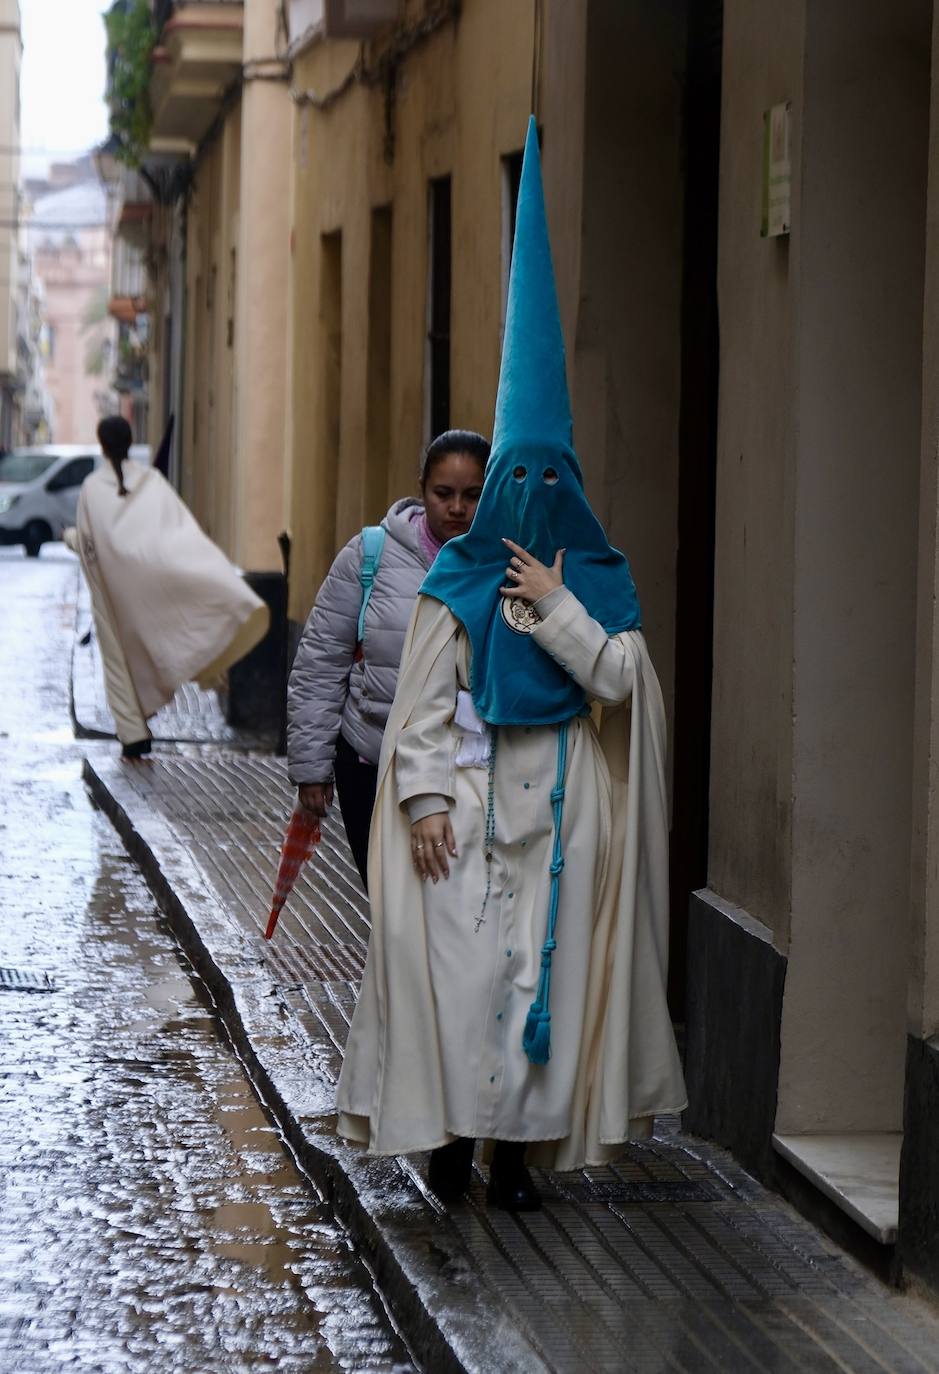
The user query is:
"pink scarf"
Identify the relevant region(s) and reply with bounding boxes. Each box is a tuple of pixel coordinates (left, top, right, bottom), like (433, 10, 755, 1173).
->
(414, 509, 445, 566)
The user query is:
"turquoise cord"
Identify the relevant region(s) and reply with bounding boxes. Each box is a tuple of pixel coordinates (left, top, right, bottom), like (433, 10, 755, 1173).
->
(522, 720, 569, 1064)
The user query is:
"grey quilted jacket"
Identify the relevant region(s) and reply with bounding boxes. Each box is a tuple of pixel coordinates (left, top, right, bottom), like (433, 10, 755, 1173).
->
(287, 498, 433, 784)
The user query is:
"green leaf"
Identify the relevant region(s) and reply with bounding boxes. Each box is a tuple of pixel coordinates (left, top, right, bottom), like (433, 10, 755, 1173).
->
(104, 0, 156, 167)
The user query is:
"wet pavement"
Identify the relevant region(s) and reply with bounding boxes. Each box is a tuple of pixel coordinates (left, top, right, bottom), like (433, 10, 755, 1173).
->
(9, 545, 939, 1374)
(0, 546, 413, 1374)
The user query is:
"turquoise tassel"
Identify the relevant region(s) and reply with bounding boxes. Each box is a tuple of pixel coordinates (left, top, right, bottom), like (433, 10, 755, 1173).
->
(522, 1008, 552, 1064)
(523, 723, 569, 1065)
(522, 938, 557, 1063)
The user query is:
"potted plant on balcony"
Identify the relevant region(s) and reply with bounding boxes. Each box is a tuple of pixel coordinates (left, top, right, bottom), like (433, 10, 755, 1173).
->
(105, 0, 155, 167)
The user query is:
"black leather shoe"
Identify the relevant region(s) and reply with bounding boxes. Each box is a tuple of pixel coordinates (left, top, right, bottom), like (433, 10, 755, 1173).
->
(121, 738, 152, 759)
(427, 1136, 476, 1203)
(486, 1142, 542, 1212)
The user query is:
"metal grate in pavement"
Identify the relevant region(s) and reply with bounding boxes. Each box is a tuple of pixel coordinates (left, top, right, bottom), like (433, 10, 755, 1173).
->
(0, 966, 55, 992)
(548, 1179, 722, 1204)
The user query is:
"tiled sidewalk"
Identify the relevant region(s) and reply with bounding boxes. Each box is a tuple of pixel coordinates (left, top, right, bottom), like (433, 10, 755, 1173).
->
(82, 745, 939, 1374)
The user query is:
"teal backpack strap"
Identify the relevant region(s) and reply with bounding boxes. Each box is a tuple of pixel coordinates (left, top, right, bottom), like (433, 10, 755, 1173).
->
(357, 525, 386, 642)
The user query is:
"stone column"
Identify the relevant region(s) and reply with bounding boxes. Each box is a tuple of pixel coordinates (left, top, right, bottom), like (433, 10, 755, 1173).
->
(233, 0, 291, 572)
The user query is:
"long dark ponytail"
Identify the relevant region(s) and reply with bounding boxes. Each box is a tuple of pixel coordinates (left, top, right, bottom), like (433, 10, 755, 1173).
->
(97, 415, 133, 497)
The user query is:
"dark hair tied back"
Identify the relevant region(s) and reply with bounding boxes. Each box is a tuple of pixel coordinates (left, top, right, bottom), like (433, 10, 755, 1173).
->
(97, 415, 133, 497)
(420, 429, 490, 485)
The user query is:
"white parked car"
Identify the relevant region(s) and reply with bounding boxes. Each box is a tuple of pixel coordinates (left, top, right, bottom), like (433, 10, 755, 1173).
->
(0, 443, 150, 557)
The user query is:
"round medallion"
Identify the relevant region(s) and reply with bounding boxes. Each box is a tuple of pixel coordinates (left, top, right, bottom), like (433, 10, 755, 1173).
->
(500, 596, 541, 636)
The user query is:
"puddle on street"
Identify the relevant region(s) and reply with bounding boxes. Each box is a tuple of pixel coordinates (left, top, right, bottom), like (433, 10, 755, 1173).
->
(143, 972, 200, 1012)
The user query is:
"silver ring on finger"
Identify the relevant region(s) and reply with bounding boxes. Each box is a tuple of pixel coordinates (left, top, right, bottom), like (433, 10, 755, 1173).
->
(433, 841, 445, 849)
(415, 843, 424, 851)
(508, 567, 519, 579)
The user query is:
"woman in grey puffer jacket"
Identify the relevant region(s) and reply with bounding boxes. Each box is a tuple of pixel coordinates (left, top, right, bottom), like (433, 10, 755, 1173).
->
(287, 431, 489, 888)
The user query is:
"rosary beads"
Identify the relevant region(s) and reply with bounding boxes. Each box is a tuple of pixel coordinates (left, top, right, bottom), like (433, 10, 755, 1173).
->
(475, 726, 499, 933)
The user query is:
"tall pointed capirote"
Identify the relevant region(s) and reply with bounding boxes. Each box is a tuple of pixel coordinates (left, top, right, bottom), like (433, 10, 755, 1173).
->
(492, 116, 573, 457)
(419, 113, 641, 729)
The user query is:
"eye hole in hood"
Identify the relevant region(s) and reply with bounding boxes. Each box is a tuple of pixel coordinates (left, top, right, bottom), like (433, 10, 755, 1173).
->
(543, 467, 559, 485)
(512, 465, 527, 482)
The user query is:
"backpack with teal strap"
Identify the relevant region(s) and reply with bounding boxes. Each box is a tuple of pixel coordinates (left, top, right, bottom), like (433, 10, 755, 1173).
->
(356, 525, 386, 644)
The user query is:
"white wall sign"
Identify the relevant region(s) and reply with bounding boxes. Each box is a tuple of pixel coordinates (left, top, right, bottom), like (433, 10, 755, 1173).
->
(762, 102, 792, 238)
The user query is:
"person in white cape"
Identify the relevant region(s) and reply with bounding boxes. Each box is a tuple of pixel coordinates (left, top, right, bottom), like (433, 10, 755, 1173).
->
(335, 119, 686, 1212)
(66, 416, 269, 758)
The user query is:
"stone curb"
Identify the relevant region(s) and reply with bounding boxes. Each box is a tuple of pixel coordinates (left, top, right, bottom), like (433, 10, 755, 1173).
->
(82, 755, 547, 1374)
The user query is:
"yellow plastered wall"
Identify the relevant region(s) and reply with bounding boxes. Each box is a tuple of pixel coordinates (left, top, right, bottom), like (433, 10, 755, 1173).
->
(286, 0, 536, 619)
(182, 108, 242, 554)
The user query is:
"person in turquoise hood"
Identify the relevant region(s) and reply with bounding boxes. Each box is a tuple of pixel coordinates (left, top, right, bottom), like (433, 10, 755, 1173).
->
(336, 118, 686, 1211)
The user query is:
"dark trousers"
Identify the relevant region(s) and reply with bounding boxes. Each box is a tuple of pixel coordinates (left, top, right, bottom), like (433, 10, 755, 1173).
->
(334, 733, 379, 892)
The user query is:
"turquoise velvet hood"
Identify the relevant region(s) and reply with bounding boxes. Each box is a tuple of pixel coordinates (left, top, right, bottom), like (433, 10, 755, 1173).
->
(420, 117, 641, 726)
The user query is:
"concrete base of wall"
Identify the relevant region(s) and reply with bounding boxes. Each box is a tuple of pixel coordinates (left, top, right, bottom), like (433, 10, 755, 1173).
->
(683, 888, 786, 1179)
(899, 1033, 939, 1292)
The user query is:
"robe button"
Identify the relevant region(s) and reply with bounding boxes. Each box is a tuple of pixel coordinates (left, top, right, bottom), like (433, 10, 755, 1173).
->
(496, 1012, 503, 1021)
(523, 782, 530, 790)
(507, 892, 513, 899)
(489, 1075, 496, 1083)
(506, 949, 512, 957)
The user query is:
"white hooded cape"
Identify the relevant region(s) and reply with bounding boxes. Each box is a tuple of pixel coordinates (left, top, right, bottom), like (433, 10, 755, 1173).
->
(336, 591, 686, 1170)
(73, 461, 269, 730)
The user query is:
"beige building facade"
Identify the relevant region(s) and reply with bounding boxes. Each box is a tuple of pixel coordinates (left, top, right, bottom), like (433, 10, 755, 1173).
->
(31, 199, 113, 443)
(143, 0, 290, 572)
(684, 0, 939, 1294)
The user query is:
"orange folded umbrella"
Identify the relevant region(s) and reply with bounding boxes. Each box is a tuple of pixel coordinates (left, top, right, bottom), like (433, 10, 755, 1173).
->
(265, 805, 321, 939)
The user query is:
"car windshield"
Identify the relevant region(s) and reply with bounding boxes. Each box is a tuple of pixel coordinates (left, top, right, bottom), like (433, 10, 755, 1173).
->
(0, 451, 58, 484)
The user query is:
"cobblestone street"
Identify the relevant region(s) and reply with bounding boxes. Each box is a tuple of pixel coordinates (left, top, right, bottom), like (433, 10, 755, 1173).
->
(0, 547, 413, 1374)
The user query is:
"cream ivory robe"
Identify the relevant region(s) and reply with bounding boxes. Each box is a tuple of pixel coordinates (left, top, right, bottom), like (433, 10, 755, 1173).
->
(336, 589, 687, 1169)
(69, 461, 269, 742)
